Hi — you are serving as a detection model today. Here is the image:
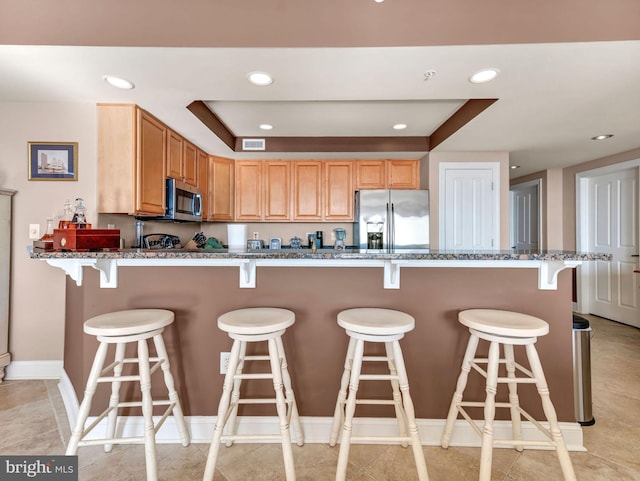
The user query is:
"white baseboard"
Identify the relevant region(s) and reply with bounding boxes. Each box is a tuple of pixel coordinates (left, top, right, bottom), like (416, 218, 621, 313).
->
(56, 368, 584, 452)
(5, 360, 63, 380)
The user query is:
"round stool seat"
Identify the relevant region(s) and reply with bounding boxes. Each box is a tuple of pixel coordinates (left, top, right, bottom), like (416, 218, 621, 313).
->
(459, 309, 549, 338)
(84, 309, 174, 337)
(218, 308, 295, 335)
(337, 308, 415, 336)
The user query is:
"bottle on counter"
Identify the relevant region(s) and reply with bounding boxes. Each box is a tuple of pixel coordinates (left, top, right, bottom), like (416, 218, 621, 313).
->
(39, 218, 55, 241)
(58, 199, 73, 229)
(316, 230, 323, 249)
(71, 198, 89, 228)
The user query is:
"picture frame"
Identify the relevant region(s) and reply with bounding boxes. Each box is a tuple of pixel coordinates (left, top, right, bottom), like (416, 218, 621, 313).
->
(28, 142, 78, 181)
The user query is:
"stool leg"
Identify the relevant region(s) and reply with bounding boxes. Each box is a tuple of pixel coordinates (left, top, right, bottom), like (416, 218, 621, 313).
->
(503, 343, 523, 452)
(224, 340, 246, 447)
(276, 336, 304, 446)
(104, 342, 126, 452)
(479, 341, 500, 481)
(525, 344, 577, 481)
(153, 333, 190, 447)
(391, 340, 430, 481)
(329, 337, 355, 447)
(385, 341, 408, 448)
(138, 339, 158, 481)
(203, 340, 243, 481)
(441, 333, 480, 448)
(335, 339, 364, 481)
(67, 341, 110, 455)
(268, 337, 296, 481)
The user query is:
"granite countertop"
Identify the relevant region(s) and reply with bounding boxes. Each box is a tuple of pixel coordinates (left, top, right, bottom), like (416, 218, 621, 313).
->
(29, 247, 611, 261)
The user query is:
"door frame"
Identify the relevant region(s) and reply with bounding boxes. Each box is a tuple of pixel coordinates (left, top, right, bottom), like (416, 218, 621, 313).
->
(575, 158, 640, 314)
(438, 161, 500, 249)
(509, 179, 542, 250)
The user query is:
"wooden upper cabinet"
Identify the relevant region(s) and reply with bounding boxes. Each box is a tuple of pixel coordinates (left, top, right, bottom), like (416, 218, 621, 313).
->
(183, 141, 198, 186)
(388, 159, 420, 189)
(209, 156, 234, 221)
(97, 104, 166, 215)
(167, 129, 183, 180)
(234, 160, 262, 221)
(264, 161, 291, 221)
(136, 111, 167, 214)
(324, 161, 354, 221)
(355, 159, 420, 190)
(167, 130, 198, 186)
(355, 160, 387, 189)
(293, 161, 323, 221)
(197, 149, 208, 219)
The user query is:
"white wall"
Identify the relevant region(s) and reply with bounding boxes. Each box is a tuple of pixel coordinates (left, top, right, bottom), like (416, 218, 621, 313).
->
(1, 102, 98, 361)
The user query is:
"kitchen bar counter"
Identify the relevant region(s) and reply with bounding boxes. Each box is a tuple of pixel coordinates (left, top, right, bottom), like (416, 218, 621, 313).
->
(30, 248, 609, 290)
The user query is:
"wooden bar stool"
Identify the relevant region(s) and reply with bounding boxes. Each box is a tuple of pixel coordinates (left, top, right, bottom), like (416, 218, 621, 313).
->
(66, 309, 190, 481)
(330, 308, 429, 481)
(441, 309, 577, 481)
(203, 308, 304, 481)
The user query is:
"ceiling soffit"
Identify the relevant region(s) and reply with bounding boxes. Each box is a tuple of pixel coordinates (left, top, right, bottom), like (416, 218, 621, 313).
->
(187, 98, 498, 153)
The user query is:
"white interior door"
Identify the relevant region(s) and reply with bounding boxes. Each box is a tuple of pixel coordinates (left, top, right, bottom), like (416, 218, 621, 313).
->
(587, 167, 639, 327)
(510, 180, 540, 250)
(440, 164, 499, 250)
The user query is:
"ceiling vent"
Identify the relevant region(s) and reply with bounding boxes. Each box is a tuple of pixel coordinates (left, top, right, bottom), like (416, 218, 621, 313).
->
(242, 138, 266, 151)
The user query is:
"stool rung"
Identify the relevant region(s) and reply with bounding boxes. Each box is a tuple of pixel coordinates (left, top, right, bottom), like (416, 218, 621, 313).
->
(236, 398, 277, 405)
(459, 401, 518, 409)
(494, 439, 557, 448)
(350, 435, 411, 443)
(78, 436, 145, 446)
(98, 361, 162, 382)
(358, 374, 398, 381)
(221, 434, 283, 442)
(233, 373, 274, 380)
(114, 400, 172, 408)
(97, 375, 142, 383)
(496, 376, 537, 384)
(355, 399, 397, 406)
(362, 356, 391, 362)
(243, 355, 270, 361)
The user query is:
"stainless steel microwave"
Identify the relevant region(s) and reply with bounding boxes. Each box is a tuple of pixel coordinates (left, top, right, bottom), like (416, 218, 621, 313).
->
(149, 178, 202, 222)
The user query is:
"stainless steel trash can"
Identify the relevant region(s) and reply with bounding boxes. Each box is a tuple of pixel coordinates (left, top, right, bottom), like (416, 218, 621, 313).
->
(572, 315, 595, 426)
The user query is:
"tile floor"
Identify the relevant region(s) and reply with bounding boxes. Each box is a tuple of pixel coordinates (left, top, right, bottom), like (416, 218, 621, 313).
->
(1, 314, 639, 480)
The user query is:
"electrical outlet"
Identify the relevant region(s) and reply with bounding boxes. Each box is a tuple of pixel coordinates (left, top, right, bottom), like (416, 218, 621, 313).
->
(331, 231, 336, 241)
(220, 352, 231, 374)
(29, 223, 40, 240)
(253, 232, 259, 240)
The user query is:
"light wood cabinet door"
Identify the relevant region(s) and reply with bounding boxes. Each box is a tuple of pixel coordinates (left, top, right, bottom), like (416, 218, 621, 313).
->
(209, 156, 234, 221)
(183, 141, 198, 186)
(235, 160, 262, 221)
(293, 161, 323, 221)
(324, 161, 354, 221)
(355, 160, 387, 189)
(167, 129, 183, 180)
(197, 149, 208, 220)
(388, 159, 420, 189)
(264, 161, 291, 221)
(137, 110, 167, 214)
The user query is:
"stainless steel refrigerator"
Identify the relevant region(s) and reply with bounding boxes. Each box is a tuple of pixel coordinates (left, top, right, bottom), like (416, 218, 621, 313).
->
(354, 190, 430, 249)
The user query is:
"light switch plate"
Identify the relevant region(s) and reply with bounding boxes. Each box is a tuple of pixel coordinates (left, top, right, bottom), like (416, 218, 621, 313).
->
(29, 224, 40, 240)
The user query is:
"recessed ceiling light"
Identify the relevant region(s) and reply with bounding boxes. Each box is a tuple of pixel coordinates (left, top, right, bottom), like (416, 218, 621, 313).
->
(374, 0, 384, 3)
(247, 72, 274, 86)
(510, 165, 520, 170)
(393, 123, 407, 130)
(103, 75, 135, 90)
(259, 124, 273, 130)
(469, 68, 500, 84)
(590, 134, 614, 140)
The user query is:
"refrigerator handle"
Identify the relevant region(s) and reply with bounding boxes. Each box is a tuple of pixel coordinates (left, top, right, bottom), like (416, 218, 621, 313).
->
(386, 203, 390, 249)
(391, 203, 395, 249)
